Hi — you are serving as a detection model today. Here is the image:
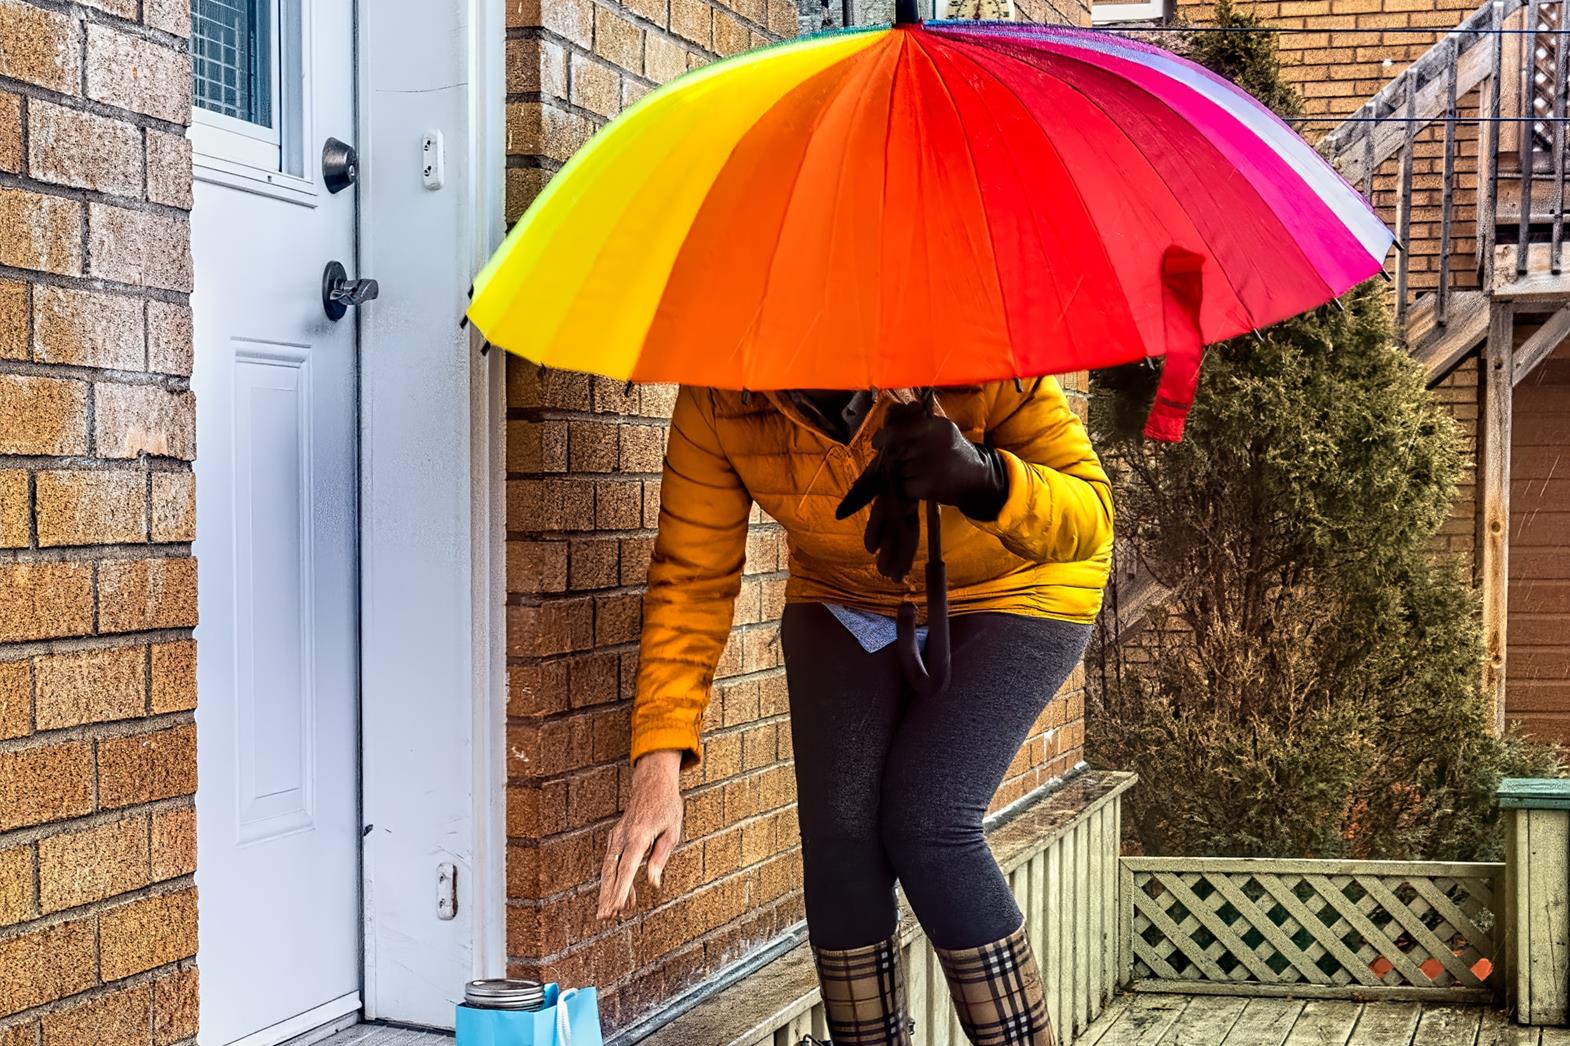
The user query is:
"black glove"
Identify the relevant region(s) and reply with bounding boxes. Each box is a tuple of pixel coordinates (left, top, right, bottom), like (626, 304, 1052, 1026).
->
(838, 402, 1009, 520)
(835, 402, 1010, 582)
(855, 461, 921, 583)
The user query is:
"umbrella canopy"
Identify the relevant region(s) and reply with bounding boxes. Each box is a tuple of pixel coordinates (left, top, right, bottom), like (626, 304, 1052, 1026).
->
(468, 19, 1392, 439)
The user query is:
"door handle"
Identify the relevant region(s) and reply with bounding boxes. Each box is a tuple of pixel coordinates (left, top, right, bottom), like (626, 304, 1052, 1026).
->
(322, 260, 379, 321)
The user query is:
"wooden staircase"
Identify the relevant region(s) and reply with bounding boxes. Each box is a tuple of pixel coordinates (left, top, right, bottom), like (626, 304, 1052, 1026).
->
(1405, 288, 1490, 382)
(1320, 0, 1570, 730)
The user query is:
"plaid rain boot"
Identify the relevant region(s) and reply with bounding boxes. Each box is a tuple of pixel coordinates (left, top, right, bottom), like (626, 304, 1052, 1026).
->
(811, 934, 916, 1046)
(934, 921, 1055, 1046)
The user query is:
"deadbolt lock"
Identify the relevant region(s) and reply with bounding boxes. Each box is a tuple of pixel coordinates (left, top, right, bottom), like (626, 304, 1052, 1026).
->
(322, 137, 358, 194)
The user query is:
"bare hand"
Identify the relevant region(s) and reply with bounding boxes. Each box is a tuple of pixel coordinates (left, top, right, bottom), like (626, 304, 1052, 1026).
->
(597, 749, 684, 919)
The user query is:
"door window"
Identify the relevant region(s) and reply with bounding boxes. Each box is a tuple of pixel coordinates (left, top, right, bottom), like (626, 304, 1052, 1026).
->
(190, 0, 309, 194)
(193, 0, 274, 126)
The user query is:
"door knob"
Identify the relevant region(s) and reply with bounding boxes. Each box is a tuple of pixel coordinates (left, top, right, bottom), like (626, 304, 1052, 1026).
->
(322, 261, 379, 321)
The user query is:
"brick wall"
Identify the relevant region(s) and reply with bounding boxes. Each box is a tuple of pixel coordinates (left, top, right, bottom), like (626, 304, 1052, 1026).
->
(502, 368, 803, 1029)
(1174, 0, 1481, 121)
(0, 1, 196, 1043)
(503, 0, 799, 1027)
(503, 0, 1091, 1034)
(1432, 356, 1479, 560)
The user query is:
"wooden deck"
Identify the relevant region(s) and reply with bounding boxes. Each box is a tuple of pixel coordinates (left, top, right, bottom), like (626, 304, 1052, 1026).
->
(1078, 994, 1570, 1046)
(299, 998, 1570, 1046)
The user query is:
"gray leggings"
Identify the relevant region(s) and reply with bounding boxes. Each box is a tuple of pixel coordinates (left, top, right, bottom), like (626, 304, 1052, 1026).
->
(782, 603, 1091, 951)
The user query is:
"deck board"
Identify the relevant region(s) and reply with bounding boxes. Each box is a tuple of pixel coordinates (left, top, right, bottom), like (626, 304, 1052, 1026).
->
(301, 1000, 1540, 1046)
(1283, 1000, 1364, 1046)
(1087, 993, 1190, 1045)
(1348, 1003, 1423, 1045)
(1080, 997, 1523, 1046)
(1477, 1008, 1542, 1046)
(1411, 1004, 1484, 1046)
(1219, 998, 1307, 1046)
(1157, 995, 1247, 1045)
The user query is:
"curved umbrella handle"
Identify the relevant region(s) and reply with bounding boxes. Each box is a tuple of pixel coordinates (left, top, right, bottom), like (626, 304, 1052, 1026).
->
(896, 500, 951, 697)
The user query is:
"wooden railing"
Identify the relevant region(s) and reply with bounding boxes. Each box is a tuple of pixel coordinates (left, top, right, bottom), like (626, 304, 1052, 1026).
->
(1121, 858, 1504, 1004)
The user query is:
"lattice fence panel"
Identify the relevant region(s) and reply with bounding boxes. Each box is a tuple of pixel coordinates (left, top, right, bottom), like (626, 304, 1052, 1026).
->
(1123, 858, 1504, 1000)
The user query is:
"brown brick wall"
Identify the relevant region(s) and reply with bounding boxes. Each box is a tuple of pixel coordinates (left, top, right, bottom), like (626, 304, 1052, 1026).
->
(1431, 355, 1479, 560)
(1174, 0, 1481, 121)
(502, 0, 800, 1027)
(0, 0, 196, 1043)
(504, 0, 1092, 1034)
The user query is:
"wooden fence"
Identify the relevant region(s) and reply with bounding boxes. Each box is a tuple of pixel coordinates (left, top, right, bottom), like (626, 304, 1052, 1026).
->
(1121, 858, 1504, 1004)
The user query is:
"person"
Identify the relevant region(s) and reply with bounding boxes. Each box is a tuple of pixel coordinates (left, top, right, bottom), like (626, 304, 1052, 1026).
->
(596, 382, 1114, 1046)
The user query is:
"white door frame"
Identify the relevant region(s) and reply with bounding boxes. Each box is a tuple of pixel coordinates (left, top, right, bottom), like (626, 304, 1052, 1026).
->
(355, 0, 508, 1024)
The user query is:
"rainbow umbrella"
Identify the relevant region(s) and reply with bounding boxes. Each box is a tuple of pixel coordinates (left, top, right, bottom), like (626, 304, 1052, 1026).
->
(467, 10, 1392, 689)
(468, 15, 1391, 439)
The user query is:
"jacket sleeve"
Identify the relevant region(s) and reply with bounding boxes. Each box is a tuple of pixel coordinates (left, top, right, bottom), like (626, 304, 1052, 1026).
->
(969, 378, 1115, 565)
(631, 387, 753, 768)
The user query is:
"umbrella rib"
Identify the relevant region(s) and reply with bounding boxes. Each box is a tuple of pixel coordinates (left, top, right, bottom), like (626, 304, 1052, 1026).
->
(717, 41, 890, 388)
(936, 31, 1290, 333)
(1006, 23, 1387, 244)
(943, 26, 1341, 327)
(924, 33, 1138, 375)
(769, 39, 899, 388)
(928, 33, 1150, 365)
(506, 36, 868, 368)
(907, 33, 1014, 383)
(963, 31, 1260, 330)
(874, 33, 905, 390)
(1033, 34, 1345, 311)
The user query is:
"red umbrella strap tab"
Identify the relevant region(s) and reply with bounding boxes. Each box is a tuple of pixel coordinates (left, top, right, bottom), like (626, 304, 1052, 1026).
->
(1144, 246, 1207, 444)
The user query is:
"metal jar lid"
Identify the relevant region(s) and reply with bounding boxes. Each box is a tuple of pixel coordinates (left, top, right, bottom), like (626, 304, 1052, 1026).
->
(464, 978, 547, 1010)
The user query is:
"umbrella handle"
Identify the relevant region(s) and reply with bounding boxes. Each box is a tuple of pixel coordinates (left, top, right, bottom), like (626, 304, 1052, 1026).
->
(897, 500, 952, 697)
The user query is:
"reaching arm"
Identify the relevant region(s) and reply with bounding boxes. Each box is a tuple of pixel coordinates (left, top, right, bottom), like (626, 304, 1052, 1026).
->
(631, 387, 753, 768)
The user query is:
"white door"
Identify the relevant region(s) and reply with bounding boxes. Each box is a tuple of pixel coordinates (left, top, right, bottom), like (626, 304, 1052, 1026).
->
(190, 1, 364, 1042)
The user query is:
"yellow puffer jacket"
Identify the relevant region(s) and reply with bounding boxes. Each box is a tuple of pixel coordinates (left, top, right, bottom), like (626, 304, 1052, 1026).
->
(631, 380, 1114, 766)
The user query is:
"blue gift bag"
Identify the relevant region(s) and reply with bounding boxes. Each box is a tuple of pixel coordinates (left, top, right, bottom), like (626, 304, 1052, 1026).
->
(456, 984, 603, 1046)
